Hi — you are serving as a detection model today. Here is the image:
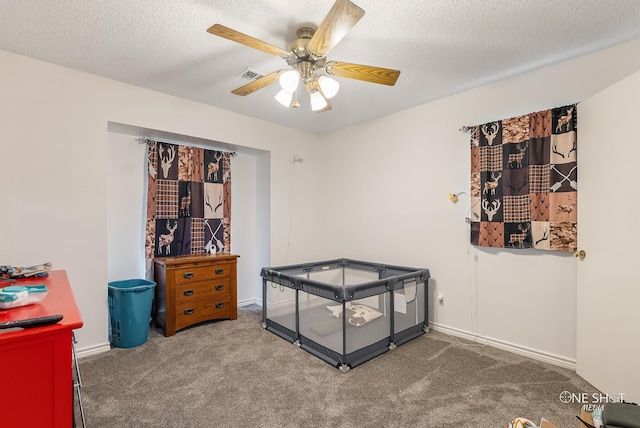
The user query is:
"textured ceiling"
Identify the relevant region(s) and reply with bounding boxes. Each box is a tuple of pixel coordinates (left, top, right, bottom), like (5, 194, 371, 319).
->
(1, 0, 640, 135)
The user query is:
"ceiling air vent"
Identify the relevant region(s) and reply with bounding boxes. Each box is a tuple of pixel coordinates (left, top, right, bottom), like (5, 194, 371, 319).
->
(237, 68, 264, 81)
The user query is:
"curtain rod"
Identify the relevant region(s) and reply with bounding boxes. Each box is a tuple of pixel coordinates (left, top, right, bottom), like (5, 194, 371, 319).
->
(458, 102, 580, 134)
(137, 137, 237, 157)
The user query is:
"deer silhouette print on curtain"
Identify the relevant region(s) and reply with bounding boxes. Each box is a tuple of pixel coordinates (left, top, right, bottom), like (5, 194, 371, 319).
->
(145, 140, 232, 278)
(469, 104, 577, 252)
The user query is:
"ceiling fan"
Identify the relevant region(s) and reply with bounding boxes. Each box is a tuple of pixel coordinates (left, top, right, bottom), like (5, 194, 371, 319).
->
(207, 0, 401, 113)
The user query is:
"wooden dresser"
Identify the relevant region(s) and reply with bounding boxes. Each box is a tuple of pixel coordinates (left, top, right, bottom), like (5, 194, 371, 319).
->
(153, 253, 239, 337)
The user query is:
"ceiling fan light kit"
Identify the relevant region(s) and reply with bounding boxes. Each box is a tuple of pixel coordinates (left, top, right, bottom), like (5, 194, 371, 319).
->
(274, 89, 295, 108)
(279, 70, 300, 92)
(207, 0, 400, 113)
(309, 90, 328, 111)
(318, 75, 340, 99)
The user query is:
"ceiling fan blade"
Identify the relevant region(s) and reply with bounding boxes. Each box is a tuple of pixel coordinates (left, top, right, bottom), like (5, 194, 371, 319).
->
(326, 61, 400, 86)
(231, 70, 286, 96)
(208, 24, 291, 59)
(305, 80, 332, 113)
(307, 0, 365, 57)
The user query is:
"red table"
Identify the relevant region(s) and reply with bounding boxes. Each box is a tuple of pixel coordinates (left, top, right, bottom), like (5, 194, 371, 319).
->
(0, 270, 83, 428)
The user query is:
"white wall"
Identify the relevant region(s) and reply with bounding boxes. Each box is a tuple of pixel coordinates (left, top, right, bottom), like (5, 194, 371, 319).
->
(227, 151, 259, 305)
(320, 39, 640, 365)
(107, 133, 147, 281)
(0, 49, 324, 354)
(2, 37, 640, 364)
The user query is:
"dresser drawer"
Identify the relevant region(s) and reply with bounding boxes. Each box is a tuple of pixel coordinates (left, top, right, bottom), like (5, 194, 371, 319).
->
(175, 278, 230, 304)
(174, 264, 232, 284)
(175, 300, 232, 331)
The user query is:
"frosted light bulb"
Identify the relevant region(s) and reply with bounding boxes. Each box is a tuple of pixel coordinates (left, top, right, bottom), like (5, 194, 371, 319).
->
(309, 91, 327, 111)
(274, 89, 294, 107)
(279, 70, 300, 92)
(318, 75, 339, 99)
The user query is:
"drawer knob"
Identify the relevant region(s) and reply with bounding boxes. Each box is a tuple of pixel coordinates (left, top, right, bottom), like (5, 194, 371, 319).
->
(215, 302, 225, 309)
(215, 268, 224, 275)
(184, 308, 194, 315)
(183, 272, 194, 279)
(183, 289, 194, 296)
(215, 284, 224, 291)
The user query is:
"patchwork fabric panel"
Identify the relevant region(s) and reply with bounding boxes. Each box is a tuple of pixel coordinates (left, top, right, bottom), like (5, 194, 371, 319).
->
(477, 222, 504, 248)
(469, 104, 577, 252)
(190, 218, 206, 254)
(479, 145, 503, 172)
(529, 164, 550, 193)
(530, 221, 550, 250)
(529, 192, 549, 221)
(145, 140, 233, 273)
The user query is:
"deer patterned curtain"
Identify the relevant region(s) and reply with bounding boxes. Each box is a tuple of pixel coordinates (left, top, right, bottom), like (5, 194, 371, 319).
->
(469, 104, 577, 251)
(145, 140, 232, 278)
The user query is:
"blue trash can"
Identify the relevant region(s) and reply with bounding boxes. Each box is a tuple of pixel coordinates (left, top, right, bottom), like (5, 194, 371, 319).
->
(108, 279, 156, 348)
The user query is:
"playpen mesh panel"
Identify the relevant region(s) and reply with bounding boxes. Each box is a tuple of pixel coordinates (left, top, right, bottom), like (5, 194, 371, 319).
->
(266, 283, 296, 333)
(393, 279, 425, 334)
(343, 295, 390, 354)
(299, 292, 344, 354)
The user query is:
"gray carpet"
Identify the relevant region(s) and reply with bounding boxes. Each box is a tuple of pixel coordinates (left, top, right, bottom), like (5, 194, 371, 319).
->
(75, 306, 596, 427)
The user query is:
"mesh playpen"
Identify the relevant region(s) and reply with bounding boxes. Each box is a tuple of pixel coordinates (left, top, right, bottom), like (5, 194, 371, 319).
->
(261, 258, 430, 372)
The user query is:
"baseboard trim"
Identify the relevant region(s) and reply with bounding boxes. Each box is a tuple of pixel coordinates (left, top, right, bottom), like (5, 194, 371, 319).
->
(430, 322, 576, 370)
(77, 342, 111, 359)
(238, 297, 261, 307)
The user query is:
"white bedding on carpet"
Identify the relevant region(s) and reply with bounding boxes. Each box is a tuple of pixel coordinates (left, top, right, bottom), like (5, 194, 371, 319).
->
(326, 302, 383, 327)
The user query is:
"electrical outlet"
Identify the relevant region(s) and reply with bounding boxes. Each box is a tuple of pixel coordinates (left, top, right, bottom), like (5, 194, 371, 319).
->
(437, 294, 444, 304)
